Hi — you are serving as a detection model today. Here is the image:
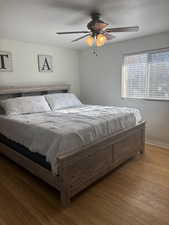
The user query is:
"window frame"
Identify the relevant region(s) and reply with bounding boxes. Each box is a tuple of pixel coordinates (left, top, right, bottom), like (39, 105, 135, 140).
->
(121, 47, 169, 102)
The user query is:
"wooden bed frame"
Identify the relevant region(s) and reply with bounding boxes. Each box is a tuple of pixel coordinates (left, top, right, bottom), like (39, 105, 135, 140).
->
(0, 84, 145, 206)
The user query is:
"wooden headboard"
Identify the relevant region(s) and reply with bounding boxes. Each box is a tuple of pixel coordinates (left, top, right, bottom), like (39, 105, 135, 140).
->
(0, 84, 70, 100)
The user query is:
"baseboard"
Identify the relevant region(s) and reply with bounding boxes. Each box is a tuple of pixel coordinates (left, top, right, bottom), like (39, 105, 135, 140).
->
(146, 140, 169, 150)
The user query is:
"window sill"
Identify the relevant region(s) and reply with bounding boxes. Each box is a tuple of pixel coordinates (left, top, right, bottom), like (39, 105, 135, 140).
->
(121, 97, 169, 102)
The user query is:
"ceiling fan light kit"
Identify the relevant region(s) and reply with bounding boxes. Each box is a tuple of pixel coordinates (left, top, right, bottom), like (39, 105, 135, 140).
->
(86, 33, 107, 47)
(96, 34, 107, 46)
(86, 36, 94, 46)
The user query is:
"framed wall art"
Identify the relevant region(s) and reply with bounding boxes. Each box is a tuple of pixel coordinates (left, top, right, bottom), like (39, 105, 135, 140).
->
(0, 51, 13, 72)
(38, 55, 53, 72)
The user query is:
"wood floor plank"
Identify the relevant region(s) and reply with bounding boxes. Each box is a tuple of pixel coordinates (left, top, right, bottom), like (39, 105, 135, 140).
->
(0, 145, 169, 225)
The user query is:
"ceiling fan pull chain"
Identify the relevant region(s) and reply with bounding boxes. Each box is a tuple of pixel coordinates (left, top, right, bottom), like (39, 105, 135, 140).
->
(92, 47, 98, 56)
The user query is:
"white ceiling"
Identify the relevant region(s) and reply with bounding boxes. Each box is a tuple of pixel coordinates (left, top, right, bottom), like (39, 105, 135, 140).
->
(0, 0, 169, 49)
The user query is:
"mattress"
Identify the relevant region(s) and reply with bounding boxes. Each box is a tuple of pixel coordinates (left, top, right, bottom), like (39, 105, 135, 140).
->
(0, 132, 51, 170)
(0, 105, 142, 174)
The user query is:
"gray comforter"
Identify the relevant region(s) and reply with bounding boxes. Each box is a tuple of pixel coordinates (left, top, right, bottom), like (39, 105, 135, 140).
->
(0, 105, 141, 174)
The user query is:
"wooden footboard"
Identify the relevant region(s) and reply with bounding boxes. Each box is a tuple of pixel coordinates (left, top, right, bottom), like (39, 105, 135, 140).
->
(57, 121, 145, 206)
(0, 122, 145, 207)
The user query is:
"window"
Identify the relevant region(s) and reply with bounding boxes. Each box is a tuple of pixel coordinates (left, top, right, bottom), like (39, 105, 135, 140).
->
(122, 48, 169, 100)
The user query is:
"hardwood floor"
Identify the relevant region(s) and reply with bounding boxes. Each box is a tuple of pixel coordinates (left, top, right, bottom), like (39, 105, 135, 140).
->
(0, 145, 169, 225)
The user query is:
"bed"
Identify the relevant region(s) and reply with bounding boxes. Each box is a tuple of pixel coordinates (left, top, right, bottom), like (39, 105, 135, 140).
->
(0, 84, 145, 206)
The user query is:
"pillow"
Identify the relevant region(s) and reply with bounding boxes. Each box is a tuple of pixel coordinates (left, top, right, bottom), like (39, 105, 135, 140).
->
(45, 93, 82, 111)
(0, 96, 51, 115)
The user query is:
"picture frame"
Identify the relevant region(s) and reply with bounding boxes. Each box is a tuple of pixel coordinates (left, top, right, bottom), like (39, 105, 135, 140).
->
(0, 51, 13, 72)
(38, 55, 53, 72)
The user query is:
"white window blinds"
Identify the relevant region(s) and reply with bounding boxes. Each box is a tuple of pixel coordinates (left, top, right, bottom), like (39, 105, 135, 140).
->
(122, 48, 169, 100)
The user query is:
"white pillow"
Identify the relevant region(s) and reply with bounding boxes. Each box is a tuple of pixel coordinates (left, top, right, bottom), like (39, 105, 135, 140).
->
(45, 93, 82, 111)
(0, 96, 51, 115)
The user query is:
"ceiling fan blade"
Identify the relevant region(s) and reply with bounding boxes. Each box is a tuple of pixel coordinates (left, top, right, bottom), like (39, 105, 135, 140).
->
(106, 26, 139, 33)
(72, 34, 90, 42)
(56, 31, 90, 35)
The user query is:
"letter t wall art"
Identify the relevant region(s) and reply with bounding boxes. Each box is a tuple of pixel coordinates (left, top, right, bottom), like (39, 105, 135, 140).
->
(38, 55, 53, 72)
(0, 51, 13, 72)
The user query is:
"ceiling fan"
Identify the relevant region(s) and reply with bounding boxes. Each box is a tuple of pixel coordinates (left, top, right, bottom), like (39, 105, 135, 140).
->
(56, 11, 139, 47)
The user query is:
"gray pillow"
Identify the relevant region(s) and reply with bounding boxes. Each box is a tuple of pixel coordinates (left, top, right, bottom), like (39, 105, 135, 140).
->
(0, 96, 51, 115)
(45, 93, 82, 111)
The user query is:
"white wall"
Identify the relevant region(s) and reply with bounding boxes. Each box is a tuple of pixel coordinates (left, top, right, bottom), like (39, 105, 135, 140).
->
(0, 39, 80, 96)
(79, 32, 169, 148)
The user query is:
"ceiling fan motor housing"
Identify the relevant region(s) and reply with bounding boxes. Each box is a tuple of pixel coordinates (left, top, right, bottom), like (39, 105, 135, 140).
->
(87, 11, 108, 36)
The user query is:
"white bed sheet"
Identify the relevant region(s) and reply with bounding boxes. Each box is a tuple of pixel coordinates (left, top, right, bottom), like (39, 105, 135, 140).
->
(0, 105, 142, 174)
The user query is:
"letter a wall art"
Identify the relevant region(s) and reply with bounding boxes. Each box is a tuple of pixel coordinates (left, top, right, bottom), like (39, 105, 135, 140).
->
(38, 55, 53, 72)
